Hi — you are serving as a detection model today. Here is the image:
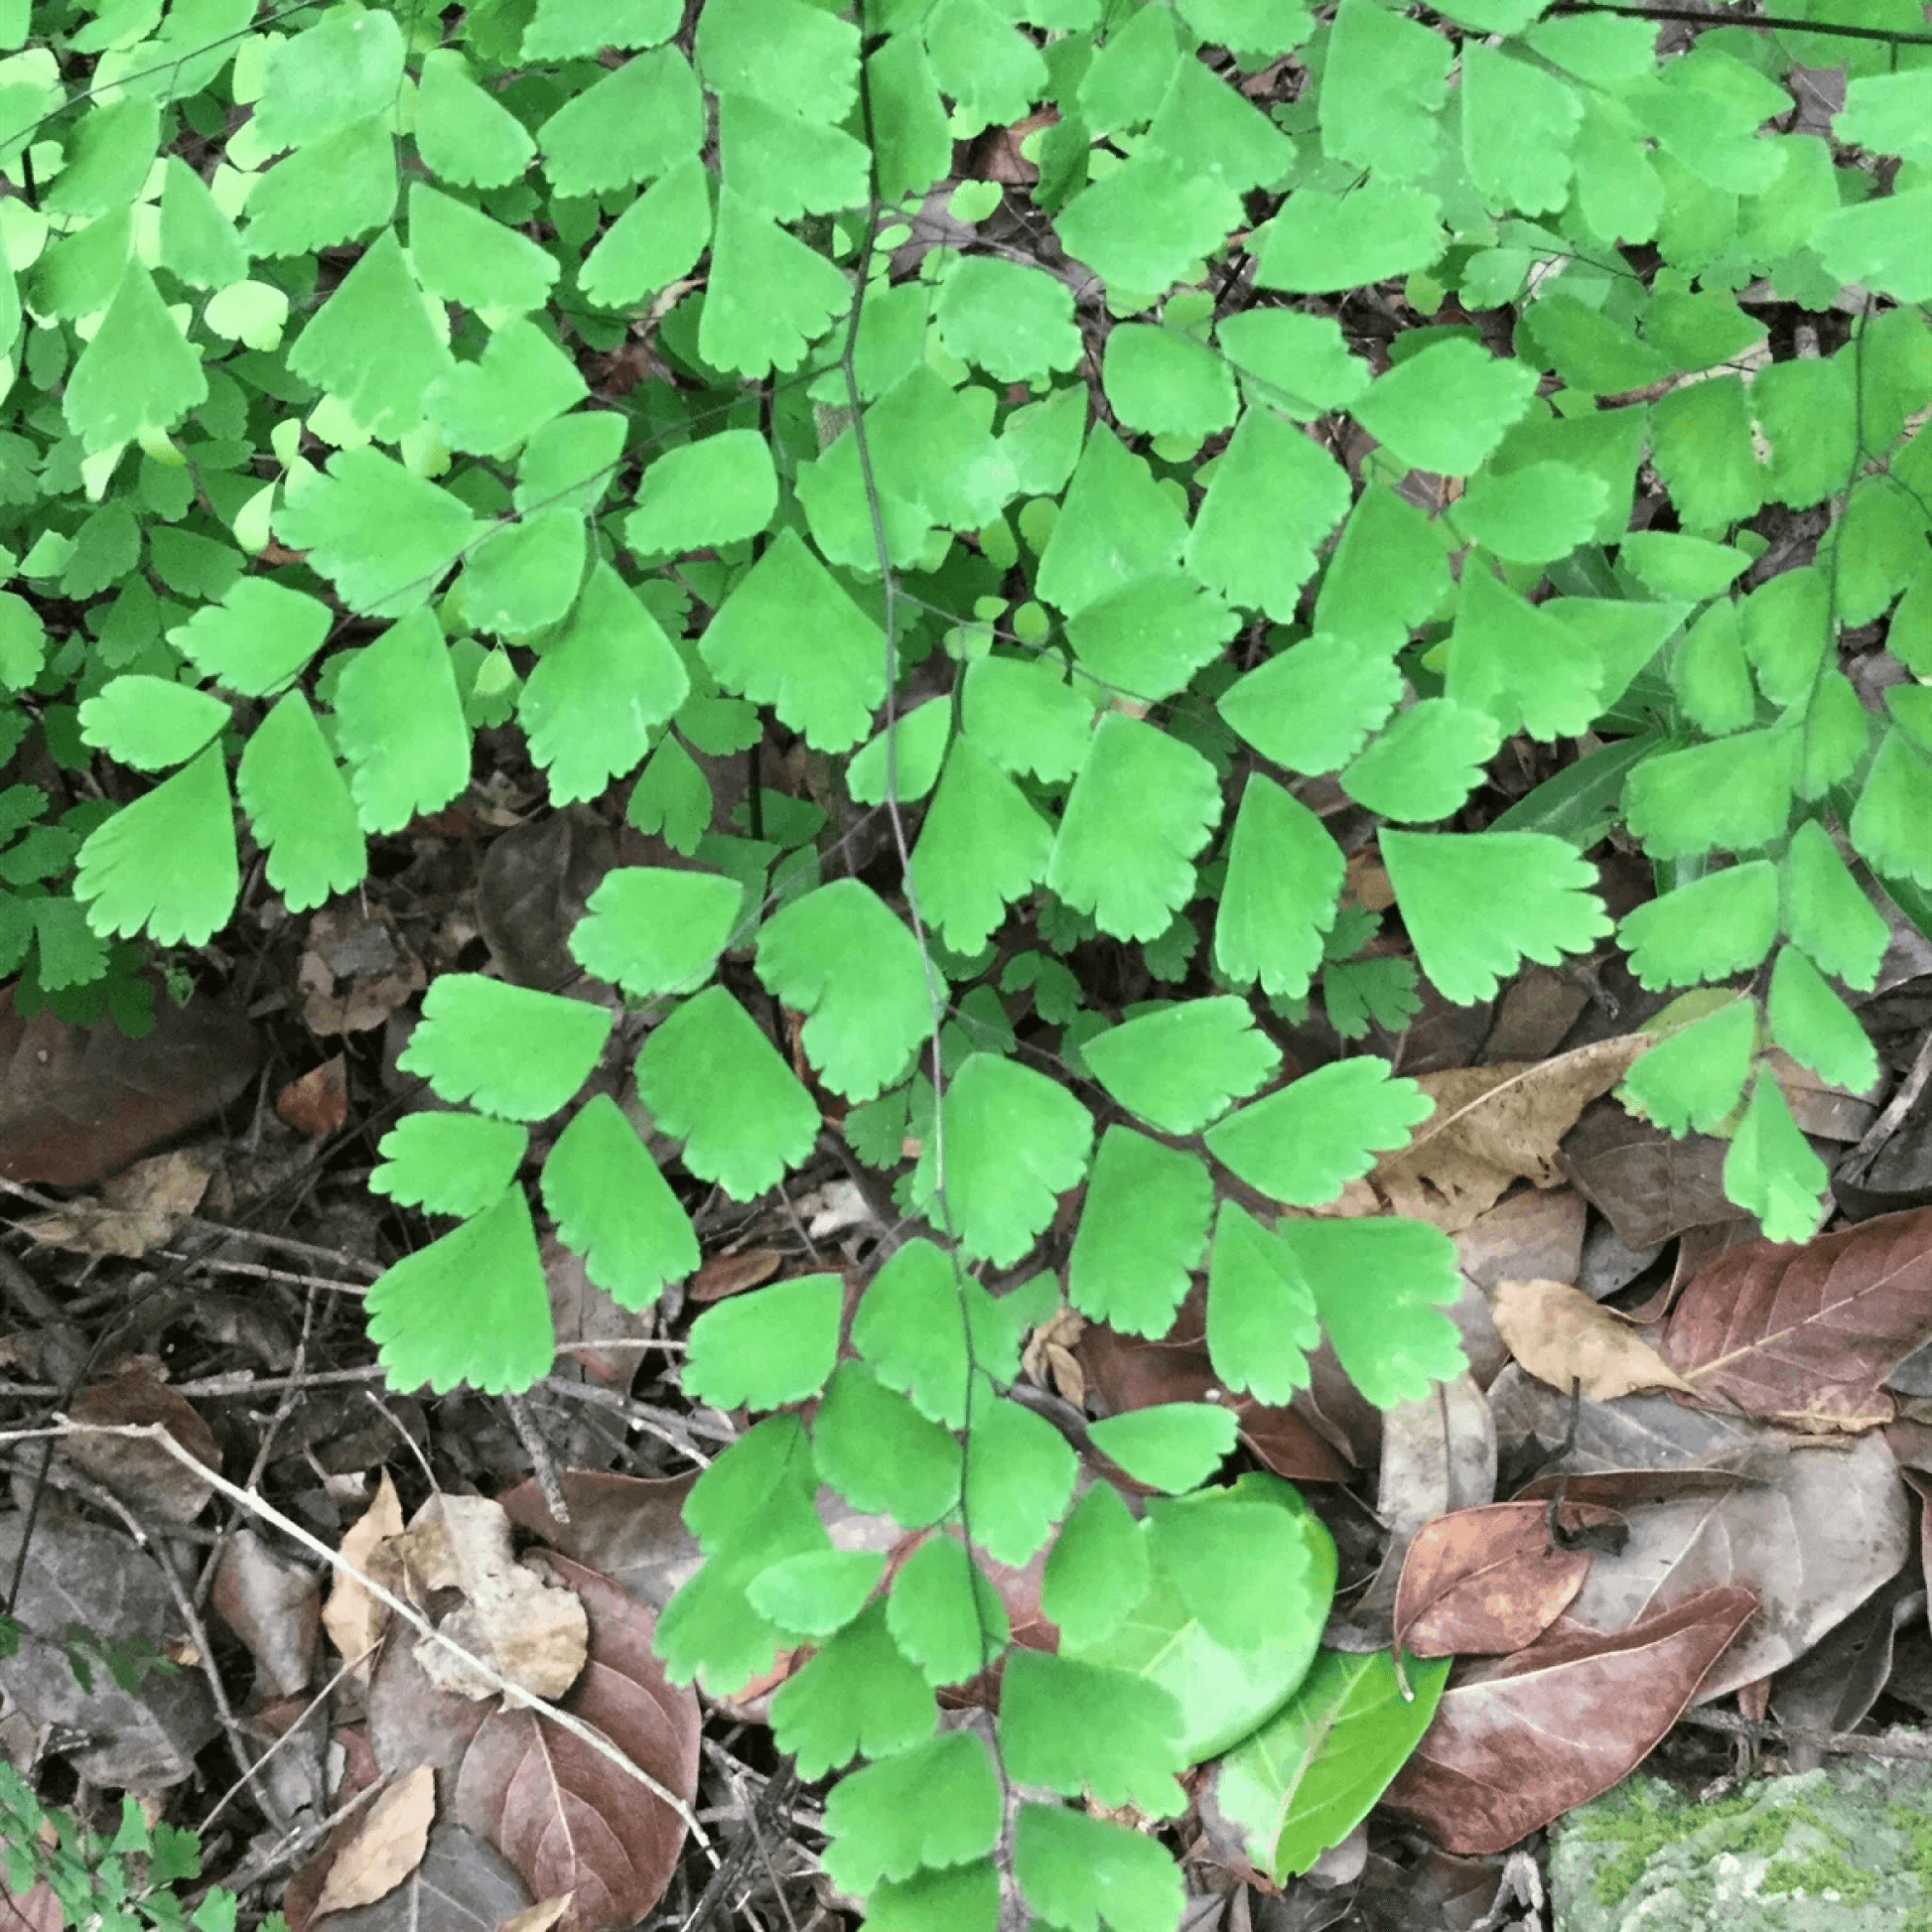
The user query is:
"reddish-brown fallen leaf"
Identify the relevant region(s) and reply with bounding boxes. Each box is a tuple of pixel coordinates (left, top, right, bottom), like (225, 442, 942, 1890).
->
(450, 1557, 699, 1932)
(277, 1055, 347, 1140)
(1075, 1318, 1349, 1482)
(1663, 1205, 1932, 1432)
(1383, 1585, 1757, 1855)
(1557, 1102, 1732, 1250)
(64, 1357, 221, 1522)
(688, 1248, 782, 1303)
(0, 984, 258, 1185)
(1394, 1501, 1621, 1657)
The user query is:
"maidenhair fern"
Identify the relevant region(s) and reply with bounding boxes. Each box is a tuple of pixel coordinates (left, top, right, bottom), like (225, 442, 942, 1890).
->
(2, 0, 1928, 1922)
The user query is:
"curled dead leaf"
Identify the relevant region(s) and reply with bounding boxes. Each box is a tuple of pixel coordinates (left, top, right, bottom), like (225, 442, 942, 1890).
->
(325, 1473, 407, 1680)
(1490, 1277, 1695, 1402)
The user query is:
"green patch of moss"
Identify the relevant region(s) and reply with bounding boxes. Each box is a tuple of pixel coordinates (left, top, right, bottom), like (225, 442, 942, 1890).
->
(1763, 1846, 1878, 1902)
(1587, 1782, 1802, 1906)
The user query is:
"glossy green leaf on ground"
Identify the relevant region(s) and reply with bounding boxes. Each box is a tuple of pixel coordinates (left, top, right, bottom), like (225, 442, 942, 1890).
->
(1088, 1405, 1237, 1494)
(1617, 863, 1779, 990)
(1184, 406, 1353, 620)
(1314, 484, 1452, 649)
(846, 700, 952, 805)
(1382, 830, 1612, 1005)
(417, 47, 544, 184)
(768, 1598, 934, 1780)
(934, 252, 1089, 380)
(1042, 1481, 1149, 1652)
(1449, 461, 1608, 565)
(536, 47, 702, 196)
(627, 429, 778, 556)
(517, 564, 688, 804)
(523, 0, 681, 60)
(275, 449, 479, 619)
(364, 1186, 553, 1396)
(1082, 996, 1282, 1136)
(1065, 571, 1236, 706)
(720, 92, 870, 220)
(398, 975, 611, 1120)
(702, 530, 884, 751)
(749, 1549, 887, 1639)
(1463, 41, 1582, 212)
(371, 1111, 528, 1218)
(821, 1730, 1002, 1897)
(1054, 151, 1241, 295)
(1101, 324, 1236, 439)
(696, 0, 859, 120)
(1254, 183, 1444, 294)
(887, 1536, 1009, 1689)
(1447, 567, 1604, 741)
(1214, 773, 1345, 1001)
(460, 511, 585, 638)
(331, 608, 472, 834)
(683, 1414, 815, 1550)
(1649, 374, 1766, 530)
(910, 1052, 1092, 1267)
(1035, 426, 1187, 618)
(539, 1092, 699, 1306)
(287, 230, 453, 444)
(1215, 310, 1368, 420)
(580, 158, 714, 310)
(852, 1239, 1024, 1429)
(1067, 1472, 1335, 1762)
(1767, 944, 1879, 1093)
(78, 676, 227, 772)
(961, 1394, 1078, 1566)
(1618, 997, 1755, 1135)
(1212, 1649, 1451, 1880)
(685, 1273, 843, 1411)
(1622, 730, 1800, 861)
(757, 880, 933, 1101)
(1340, 698, 1500, 822)
(1014, 1803, 1184, 1932)
(1780, 819, 1889, 991)
(568, 866, 743, 998)
(245, 120, 397, 257)
(408, 184, 557, 315)
(699, 187, 856, 376)
(1725, 1070, 1830, 1244)
(252, 6, 403, 146)
(424, 316, 587, 458)
(959, 656, 1095, 784)
(813, 1361, 963, 1531)
(631, 986, 820, 1200)
(1145, 1489, 1317, 1655)
(64, 262, 207, 453)
(1205, 1058, 1432, 1208)
(1672, 600, 1756, 736)
(1000, 1652, 1186, 1816)
(158, 155, 246, 290)
(1320, 0, 1449, 183)
(1207, 1200, 1321, 1405)
(1047, 713, 1220, 943)
(864, 1864, 999, 1932)
(73, 748, 238, 946)
(1276, 1217, 1465, 1408)
(168, 580, 332, 698)
(235, 693, 365, 913)
(1851, 729, 1932, 891)
(1352, 339, 1538, 477)
(1066, 1128, 1212, 1336)
(1218, 632, 1403, 774)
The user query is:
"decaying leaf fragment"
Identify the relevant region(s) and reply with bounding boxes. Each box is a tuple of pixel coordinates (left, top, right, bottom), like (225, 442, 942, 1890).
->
(310, 1765, 437, 1919)
(1367, 1037, 1646, 1233)
(398, 1494, 589, 1701)
(21, 1144, 218, 1258)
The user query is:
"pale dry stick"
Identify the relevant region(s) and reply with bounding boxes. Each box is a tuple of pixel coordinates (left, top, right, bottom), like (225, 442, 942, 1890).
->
(196, 1648, 361, 1841)
(504, 1390, 572, 1525)
(0, 1418, 717, 1858)
(1678, 1706, 1932, 1761)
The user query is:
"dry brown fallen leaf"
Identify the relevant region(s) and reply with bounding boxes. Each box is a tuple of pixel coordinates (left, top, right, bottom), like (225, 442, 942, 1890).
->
(1394, 1500, 1619, 1658)
(276, 1054, 347, 1140)
(63, 1357, 221, 1522)
(324, 1470, 407, 1680)
(22, 1144, 217, 1258)
(1663, 1203, 1932, 1433)
(310, 1766, 437, 1920)
(1383, 1585, 1758, 1856)
(1367, 1037, 1646, 1234)
(1490, 1278, 1695, 1401)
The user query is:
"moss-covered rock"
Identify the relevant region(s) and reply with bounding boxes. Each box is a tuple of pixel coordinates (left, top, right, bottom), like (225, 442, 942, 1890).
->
(1551, 1747, 1932, 1932)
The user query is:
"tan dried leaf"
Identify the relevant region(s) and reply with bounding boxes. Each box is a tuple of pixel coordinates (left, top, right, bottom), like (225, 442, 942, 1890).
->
(310, 1766, 436, 1920)
(1490, 1277, 1695, 1402)
(324, 1471, 406, 1676)
(494, 1897, 574, 1932)
(1370, 1037, 1646, 1234)
(23, 1145, 217, 1258)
